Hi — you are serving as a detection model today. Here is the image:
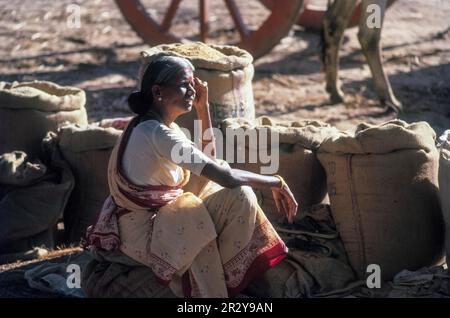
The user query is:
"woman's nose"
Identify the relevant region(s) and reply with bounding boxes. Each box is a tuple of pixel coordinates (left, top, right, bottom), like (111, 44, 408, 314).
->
(186, 87, 195, 97)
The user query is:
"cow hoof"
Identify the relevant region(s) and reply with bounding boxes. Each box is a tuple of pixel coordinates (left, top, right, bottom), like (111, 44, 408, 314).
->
(382, 97, 403, 114)
(328, 92, 345, 104)
(326, 84, 345, 105)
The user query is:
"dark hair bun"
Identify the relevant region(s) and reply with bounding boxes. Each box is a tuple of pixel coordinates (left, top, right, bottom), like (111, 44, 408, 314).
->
(128, 91, 150, 116)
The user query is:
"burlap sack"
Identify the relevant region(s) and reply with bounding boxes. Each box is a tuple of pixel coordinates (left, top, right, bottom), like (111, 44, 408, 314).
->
(438, 135, 450, 264)
(221, 116, 337, 223)
(317, 120, 445, 280)
(0, 81, 88, 160)
(138, 42, 255, 136)
(58, 124, 121, 243)
(0, 132, 74, 255)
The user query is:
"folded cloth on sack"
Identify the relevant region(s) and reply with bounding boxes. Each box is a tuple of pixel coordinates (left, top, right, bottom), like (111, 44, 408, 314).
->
(0, 151, 47, 186)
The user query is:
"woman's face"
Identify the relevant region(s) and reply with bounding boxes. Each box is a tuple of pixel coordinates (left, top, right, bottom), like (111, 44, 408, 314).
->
(159, 68, 196, 115)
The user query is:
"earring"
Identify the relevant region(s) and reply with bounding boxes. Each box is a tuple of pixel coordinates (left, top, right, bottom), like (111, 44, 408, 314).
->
(157, 97, 162, 101)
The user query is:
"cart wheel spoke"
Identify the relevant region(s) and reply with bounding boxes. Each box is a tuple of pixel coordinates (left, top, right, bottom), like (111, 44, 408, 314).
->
(161, 0, 182, 32)
(223, 0, 249, 40)
(199, 0, 210, 42)
(115, 0, 304, 59)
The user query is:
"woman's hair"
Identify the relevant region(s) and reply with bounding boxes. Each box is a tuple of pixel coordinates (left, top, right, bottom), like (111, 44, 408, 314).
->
(128, 55, 195, 116)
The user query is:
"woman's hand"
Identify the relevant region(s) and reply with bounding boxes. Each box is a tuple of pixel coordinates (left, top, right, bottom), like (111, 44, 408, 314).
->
(193, 77, 209, 112)
(272, 182, 298, 224)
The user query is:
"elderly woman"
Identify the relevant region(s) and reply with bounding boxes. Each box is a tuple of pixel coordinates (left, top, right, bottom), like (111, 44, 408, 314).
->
(83, 55, 298, 298)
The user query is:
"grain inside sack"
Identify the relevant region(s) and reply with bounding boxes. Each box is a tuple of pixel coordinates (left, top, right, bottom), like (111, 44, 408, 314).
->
(138, 42, 255, 137)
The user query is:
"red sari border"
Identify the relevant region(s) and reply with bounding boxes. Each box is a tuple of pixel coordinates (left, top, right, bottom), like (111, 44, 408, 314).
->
(227, 240, 288, 297)
(181, 240, 288, 298)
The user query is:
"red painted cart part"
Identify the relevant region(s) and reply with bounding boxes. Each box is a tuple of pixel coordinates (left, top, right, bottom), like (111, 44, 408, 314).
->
(114, 0, 305, 59)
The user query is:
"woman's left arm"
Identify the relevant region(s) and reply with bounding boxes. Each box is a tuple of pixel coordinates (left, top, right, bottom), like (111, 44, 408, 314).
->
(193, 77, 216, 159)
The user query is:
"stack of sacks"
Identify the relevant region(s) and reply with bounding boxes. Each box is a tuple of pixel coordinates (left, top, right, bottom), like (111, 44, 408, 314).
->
(139, 42, 255, 136)
(221, 116, 338, 223)
(0, 133, 74, 256)
(0, 81, 87, 160)
(58, 123, 121, 243)
(317, 120, 445, 281)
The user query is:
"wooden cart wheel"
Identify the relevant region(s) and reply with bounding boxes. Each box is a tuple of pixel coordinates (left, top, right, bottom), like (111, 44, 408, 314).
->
(115, 0, 304, 59)
(261, 0, 398, 31)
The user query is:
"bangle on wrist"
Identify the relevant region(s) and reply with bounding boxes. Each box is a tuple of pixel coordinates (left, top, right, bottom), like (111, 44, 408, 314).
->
(274, 174, 286, 189)
(201, 138, 215, 144)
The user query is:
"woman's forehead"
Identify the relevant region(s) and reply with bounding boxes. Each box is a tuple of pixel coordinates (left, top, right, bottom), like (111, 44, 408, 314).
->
(176, 68, 194, 81)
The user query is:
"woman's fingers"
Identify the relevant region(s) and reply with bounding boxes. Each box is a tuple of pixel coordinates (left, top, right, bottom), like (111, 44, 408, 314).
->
(194, 77, 207, 88)
(272, 189, 282, 214)
(280, 196, 293, 223)
(273, 183, 299, 223)
(280, 196, 290, 221)
(279, 188, 298, 223)
(272, 189, 287, 217)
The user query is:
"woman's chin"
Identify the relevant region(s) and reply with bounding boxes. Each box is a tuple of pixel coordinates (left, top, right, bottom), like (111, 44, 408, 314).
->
(176, 102, 193, 114)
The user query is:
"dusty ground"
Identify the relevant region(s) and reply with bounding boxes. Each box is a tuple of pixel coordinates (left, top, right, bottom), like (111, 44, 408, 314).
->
(0, 0, 449, 297)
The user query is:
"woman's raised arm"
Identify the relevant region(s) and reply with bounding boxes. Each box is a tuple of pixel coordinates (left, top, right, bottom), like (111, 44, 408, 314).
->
(193, 77, 216, 160)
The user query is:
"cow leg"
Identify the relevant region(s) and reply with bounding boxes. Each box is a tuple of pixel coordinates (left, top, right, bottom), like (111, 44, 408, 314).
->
(323, 0, 358, 104)
(358, 0, 402, 112)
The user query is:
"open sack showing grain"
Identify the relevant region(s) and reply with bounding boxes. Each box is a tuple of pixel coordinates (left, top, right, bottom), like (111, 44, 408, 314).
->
(317, 120, 445, 281)
(438, 131, 450, 264)
(58, 123, 122, 244)
(0, 132, 74, 262)
(0, 81, 88, 160)
(139, 42, 255, 136)
(221, 116, 339, 223)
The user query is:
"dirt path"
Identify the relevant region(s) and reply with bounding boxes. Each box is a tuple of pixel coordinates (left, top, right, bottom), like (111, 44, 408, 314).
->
(1, 0, 449, 134)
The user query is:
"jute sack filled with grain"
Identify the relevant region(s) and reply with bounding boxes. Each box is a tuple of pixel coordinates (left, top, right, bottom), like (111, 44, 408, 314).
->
(139, 42, 255, 136)
(221, 116, 337, 223)
(0, 81, 88, 159)
(438, 134, 450, 263)
(58, 124, 121, 243)
(317, 120, 445, 280)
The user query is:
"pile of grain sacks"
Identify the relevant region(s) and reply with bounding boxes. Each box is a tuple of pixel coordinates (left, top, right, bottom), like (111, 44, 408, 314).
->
(0, 81, 85, 257)
(0, 43, 448, 287)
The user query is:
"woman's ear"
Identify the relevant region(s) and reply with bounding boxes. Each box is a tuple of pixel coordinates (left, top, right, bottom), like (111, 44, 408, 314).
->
(151, 85, 163, 101)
